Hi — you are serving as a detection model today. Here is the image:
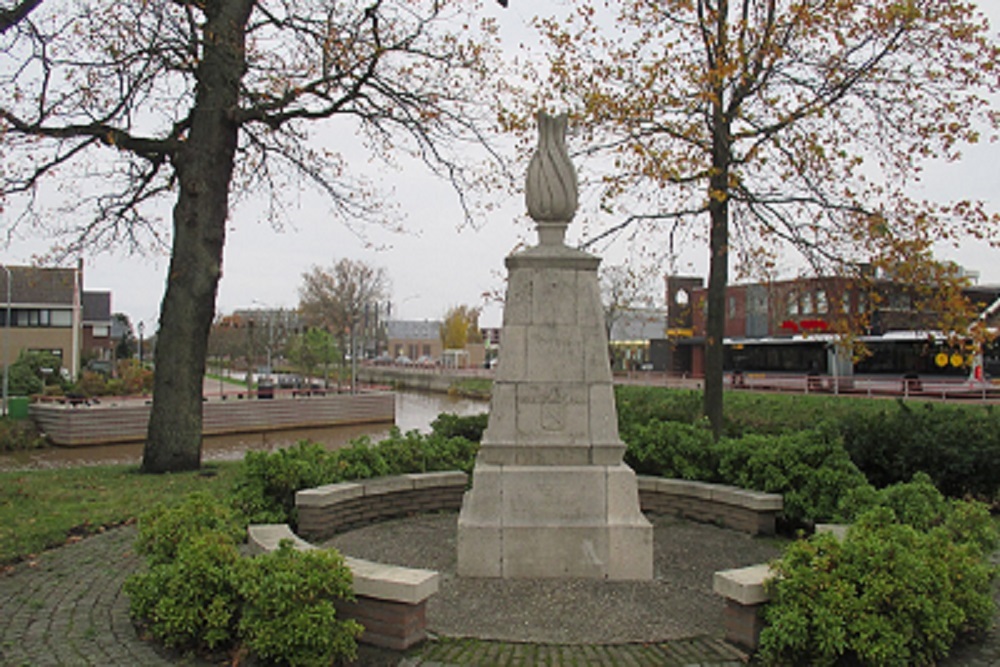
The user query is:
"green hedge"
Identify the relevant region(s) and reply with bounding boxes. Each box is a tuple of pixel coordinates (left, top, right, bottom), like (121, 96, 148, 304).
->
(621, 416, 870, 527)
(232, 414, 484, 525)
(838, 401, 1000, 499)
(615, 386, 1000, 501)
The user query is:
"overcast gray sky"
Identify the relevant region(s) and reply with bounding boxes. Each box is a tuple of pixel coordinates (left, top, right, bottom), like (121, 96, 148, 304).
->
(2, 0, 998, 332)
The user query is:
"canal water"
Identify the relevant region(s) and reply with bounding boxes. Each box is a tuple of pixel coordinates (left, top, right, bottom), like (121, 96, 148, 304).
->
(0, 391, 488, 470)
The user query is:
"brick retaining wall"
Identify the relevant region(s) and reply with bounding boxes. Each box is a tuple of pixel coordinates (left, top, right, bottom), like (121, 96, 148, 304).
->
(296, 471, 468, 541)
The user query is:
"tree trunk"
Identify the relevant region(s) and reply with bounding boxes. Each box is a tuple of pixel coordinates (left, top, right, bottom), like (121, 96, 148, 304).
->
(703, 68, 731, 440)
(142, 0, 254, 473)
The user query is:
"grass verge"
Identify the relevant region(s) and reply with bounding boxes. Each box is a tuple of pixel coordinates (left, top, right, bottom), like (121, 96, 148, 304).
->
(0, 461, 242, 565)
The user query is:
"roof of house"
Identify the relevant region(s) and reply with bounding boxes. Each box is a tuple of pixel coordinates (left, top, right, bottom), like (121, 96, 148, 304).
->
(0, 266, 77, 306)
(82, 291, 112, 322)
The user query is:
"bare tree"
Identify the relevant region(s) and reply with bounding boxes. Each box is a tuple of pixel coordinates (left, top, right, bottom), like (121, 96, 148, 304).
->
(0, 0, 505, 471)
(299, 259, 389, 387)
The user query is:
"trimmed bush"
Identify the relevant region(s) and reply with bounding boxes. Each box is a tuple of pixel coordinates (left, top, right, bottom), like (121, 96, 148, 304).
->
(622, 419, 718, 480)
(231, 417, 481, 525)
(430, 412, 488, 442)
(715, 424, 871, 527)
(839, 401, 1000, 499)
(237, 542, 363, 667)
(758, 488, 998, 666)
(126, 532, 242, 652)
(0, 418, 45, 451)
(134, 492, 244, 565)
(616, 386, 1000, 502)
(126, 495, 360, 664)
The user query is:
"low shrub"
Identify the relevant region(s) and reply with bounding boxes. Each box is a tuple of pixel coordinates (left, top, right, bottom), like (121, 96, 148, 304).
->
(430, 412, 488, 442)
(615, 386, 705, 427)
(134, 492, 244, 565)
(232, 442, 342, 524)
(623, 419, 719, 480)
(237, 542, 363, 667)
(231, 416, 482, 525)
(126, 531, 242, 652)
(617, 386, 1000, 504)
(715, 424, 870, 527)
(126, 495, 360, 664)
(0, 418, 45, 451)
(758, 481, 998, 666)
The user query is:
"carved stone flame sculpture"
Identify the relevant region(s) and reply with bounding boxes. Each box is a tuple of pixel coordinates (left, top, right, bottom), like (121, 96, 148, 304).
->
(525, 112, 577, 245)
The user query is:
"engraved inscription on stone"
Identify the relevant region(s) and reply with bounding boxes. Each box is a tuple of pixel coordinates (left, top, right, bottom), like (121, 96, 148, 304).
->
(541, 386, 566, 431)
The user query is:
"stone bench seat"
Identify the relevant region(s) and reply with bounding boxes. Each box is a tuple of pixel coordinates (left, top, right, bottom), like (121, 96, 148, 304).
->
(638, 477, 783, 535)
(247, 524, 438, 650)
(712, 525, 847, 651)
(713, 563, 777, 650)
(296, 471, 468, 540)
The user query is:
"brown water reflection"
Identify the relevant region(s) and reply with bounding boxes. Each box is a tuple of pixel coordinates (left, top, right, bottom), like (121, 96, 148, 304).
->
(0, 391, 487, 470)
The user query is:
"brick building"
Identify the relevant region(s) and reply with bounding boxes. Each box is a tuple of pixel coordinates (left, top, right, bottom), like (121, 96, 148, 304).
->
(663, 272, 1000, 378)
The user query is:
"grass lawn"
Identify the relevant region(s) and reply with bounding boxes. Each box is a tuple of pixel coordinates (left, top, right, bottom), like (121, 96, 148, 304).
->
(0, 461, 242, 565)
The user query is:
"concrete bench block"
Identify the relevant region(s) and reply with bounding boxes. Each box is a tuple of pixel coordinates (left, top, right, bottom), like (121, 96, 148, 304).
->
(405, 471, 468, 489)
(712, 486, 783, 512)
(344, 556, 439, 605)
(363, 476, 416, 496)
(713, 563, 775, 606)
(296, 482, 364, 508)
(247, 523, 316, 554)
(816, 523, 849, 541)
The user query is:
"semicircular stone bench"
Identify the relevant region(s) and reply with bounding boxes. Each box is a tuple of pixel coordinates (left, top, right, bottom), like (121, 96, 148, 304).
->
(281, 471, 784, 651)
(293, 472, 784, 541)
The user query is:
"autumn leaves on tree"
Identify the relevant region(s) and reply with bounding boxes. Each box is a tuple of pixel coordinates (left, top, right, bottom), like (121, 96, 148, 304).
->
(515, 0, 999, 435)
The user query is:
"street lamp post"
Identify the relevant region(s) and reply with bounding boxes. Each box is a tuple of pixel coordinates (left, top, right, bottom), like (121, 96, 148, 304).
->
(1, 265, 10, 418)
(138, 321, 145, 367)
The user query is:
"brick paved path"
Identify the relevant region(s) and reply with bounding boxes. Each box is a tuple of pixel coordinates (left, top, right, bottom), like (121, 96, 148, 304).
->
(0, 526, 750, 666)
(1, 525, 997, 666)
(0, 527, 209, 666)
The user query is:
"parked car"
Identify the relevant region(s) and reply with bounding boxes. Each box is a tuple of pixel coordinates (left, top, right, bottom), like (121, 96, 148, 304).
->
(394, 355, 413, 366)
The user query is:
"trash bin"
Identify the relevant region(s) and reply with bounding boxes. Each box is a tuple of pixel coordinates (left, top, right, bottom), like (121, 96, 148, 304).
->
(7, 396, 29, 419)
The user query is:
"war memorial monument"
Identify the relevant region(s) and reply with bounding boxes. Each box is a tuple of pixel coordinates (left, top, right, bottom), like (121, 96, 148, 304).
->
(457, 112, 654, 580)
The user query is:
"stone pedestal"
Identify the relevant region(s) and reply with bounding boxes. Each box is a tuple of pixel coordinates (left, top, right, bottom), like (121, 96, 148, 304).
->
(457, 243, 653, 580)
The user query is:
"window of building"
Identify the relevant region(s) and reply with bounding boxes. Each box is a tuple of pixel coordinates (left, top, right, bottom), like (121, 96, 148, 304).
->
(889, 292, 912, 311)
(816, 290, 827, 314)
(92, 325, 110, 337)
(728, 296, 737, 318)
(0, 308, 74, 327)
(802, 293, 814, 315)
(786, 292, 799, 316)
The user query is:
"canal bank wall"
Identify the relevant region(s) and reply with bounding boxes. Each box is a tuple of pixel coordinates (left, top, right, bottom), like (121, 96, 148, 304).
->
(30, 391, 396, 447)
(358, 367, 492, 399)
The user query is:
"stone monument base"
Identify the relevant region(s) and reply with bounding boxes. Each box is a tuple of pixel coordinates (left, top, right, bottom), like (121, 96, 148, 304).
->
(457, 463, 653, 580)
